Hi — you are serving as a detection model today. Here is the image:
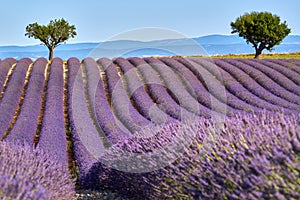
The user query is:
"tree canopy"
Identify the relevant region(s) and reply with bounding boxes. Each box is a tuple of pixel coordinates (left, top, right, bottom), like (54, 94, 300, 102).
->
(231, 11, 291, 58)
(25, 18, 77, 60)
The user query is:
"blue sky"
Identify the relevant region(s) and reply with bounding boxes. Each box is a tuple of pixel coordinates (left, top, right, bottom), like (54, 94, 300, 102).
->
(0, 0, 299, 45)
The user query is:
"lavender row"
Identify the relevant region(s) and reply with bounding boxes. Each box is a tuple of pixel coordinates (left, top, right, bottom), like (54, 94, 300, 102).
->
(87, 111, 300, 199)
(129, 57, 195, 121)
(0, 141, 75, 199)
(159, 57, 235, 115)
(0, 58, 16, 95)
(264, 59, 300, 85)
(243, 59, 300, 96)
(176, 57, 260, 112)
(286, 59, 300, 72)
(0, 58, 31, 139)
(191, 58, 297, 113)
(215, 59, 300, 112)
(144, 57, 221, 118)
(236, 59, 300, 105)
(67, 57, 104, 187)
(37, 58, 68, 166)
(6, 58, 47, 144)
(97, 57, 151, 134)
(83, 57, 130, 144)
(153, 111, 300, 199)
(113, 57, 174, 124)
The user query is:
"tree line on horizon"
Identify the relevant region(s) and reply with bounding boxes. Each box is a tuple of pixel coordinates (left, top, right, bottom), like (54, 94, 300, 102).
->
(25, 11, 291, 60)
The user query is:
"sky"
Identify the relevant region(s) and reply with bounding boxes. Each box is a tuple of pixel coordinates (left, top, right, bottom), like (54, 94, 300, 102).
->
(0, 0, 299, 46)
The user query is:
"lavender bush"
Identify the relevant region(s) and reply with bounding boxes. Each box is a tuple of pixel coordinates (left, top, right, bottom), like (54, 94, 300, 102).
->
(245, 59, 300, 96)
(262, 59, 300, 86)
(192, 58, 297, 113)
(216, 59, 299, 112)
(83, 57, 130, 144)
(236, 59, 300, 105)
(0, 141, 75, 199)
(81, 110, 299, 199)
(6, 58, 47, 144)
(176, 57, 259, 112)
(0, 58, 31, 138)
(128, 57, 193, 121)
(152, 111, 300, 199)
(97, 57, 151, 133)
(159, 57, 235, 115)
(114, 57, 174, 125)
(144, 57, 215, 118)
(67, 58, 105, 187)
(0, 58, 16, 94)
(37, 58, 68, 166)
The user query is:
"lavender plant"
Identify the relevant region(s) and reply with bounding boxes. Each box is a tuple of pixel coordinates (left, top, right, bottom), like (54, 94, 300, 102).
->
(144, 57, 215, 118)
(0, 58, 31, 139)
(67, 57, 105, 187)
(0, 141, 75, 199)
(262, 59, 300, 86)
(192, 58, 296, 112)
(83, 57, 130, 144)
(152, 111, 300, 199)
(216, 59, 300, 112)
(113, 57, 174, 124)
(243, 59, 300, 96)
(6, 58, 47, 144)
(237, 59, 300, 105)
(128, 57, 193, 121)
(37, 58, 68, 166)
(0, 58, 16, 95)
(176, 57, 259, 112)
(159, 57, 235, 115)
(97, 57, 151, 133)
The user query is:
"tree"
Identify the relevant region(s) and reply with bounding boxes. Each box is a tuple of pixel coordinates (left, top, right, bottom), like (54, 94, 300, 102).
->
(25, 18, 77, 60)
(230, 12, 291, 59)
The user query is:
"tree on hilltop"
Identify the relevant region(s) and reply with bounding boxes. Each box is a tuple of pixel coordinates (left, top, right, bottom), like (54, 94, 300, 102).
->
(231, 11, 290, 59)
(25, 18, 77, 60)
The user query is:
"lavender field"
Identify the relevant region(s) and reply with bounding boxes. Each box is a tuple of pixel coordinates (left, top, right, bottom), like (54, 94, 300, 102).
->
(0, 57, 299, 199)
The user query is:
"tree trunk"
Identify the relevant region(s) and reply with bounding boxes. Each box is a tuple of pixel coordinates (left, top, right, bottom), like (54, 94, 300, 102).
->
(48, 47, 55, 60)
(254, 49, 262, 59)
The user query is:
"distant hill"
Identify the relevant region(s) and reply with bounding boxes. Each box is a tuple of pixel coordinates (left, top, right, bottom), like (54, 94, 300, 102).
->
(0, 35, 299, 60)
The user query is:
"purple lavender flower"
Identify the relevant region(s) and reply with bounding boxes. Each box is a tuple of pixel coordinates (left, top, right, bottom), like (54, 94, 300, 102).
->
(0, 141, 75, 199)
(0, 58, 31, 139)
(0, 58, 16, 95)
(6, 58, 47, 144)
(83, 57, 130, 144)
(37, 58, 68, 166)
(97, 57, 151, 133)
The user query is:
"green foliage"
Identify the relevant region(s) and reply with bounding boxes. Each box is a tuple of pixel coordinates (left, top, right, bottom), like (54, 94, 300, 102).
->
(231, 12, 291, 58)
(25, 18, 77, 60)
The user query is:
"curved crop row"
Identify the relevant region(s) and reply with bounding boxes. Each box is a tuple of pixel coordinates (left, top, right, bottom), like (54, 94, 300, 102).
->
(215, 59, 299, 112)
(264, 59, 300, 86)
(192, 58, 298, 113)
(144, 57, 219, 118)
(242, 59, 300, 96)
(83, 57, 130, 144)
(67, 57, 105, 187)
(113, 57, 174, 124)
(0, 58, 31, 139)
(97, 57, 151, 134)
(286, 59, 300, 73)
(6, 58, 47, 144)
(176, 57, 260, 112)
(129, 57, 195, 121)
(37, 58, 68, 166)
(159, 57, 235, 115)
(236, 59, 300, 105)
(0, 58, 16, 95)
